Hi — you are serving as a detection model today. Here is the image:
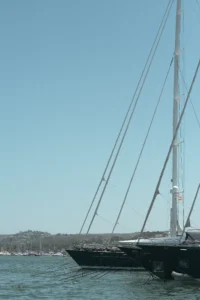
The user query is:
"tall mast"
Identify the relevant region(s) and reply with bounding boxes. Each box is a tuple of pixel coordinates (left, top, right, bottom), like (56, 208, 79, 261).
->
(171, 0, 181, 237)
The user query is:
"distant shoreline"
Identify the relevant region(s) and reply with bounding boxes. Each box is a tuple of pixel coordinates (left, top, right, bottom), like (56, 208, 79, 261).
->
(0, 230, 168, 253)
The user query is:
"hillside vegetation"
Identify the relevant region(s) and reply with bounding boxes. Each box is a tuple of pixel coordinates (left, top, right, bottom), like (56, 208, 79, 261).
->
(0, 230, 168, 252)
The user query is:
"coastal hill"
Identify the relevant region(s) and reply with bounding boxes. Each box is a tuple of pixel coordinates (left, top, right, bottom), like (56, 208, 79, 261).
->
(0, 230, 168, 253)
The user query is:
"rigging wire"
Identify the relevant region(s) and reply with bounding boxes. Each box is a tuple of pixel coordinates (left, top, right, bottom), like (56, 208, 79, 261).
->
(179, 69, 200, 130)
(196, 0, 200, 16)
(179, 66, 200, 227)
(96, 214, 133, 232)
(189, 220, 200, 228)
(193, 0, 200, 23)
(111, 57, 174, 234)
(179, 183, 200, 241)
(138, 60, 200, 242)
(79, 0, 175, 234)
(190, 101, 200, 129)
(86, 0, 175, 235)
(125, 201, 155, 228)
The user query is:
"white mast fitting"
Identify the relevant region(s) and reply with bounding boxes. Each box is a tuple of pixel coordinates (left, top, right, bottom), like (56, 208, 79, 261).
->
(171, 0, 181, 237)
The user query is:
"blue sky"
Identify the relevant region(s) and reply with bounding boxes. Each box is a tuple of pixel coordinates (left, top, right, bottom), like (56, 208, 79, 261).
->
(0, 0, 200, 234)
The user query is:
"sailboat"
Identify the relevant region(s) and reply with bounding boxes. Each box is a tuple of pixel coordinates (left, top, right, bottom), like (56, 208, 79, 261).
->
(119, 0, 200, 280)
(66, 1, 178, 271)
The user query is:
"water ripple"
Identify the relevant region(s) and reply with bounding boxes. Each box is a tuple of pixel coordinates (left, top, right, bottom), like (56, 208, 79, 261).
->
(0, 256, 199, 299)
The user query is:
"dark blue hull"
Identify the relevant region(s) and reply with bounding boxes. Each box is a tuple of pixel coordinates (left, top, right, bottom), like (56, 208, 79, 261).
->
(66, 248, 143, 270)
